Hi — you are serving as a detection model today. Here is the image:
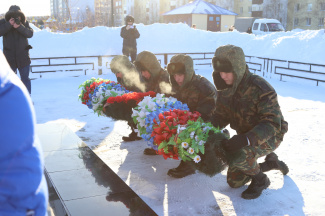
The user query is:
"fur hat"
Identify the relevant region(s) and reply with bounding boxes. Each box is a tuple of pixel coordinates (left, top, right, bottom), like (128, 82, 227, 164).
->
(5, 5, 26, 23)
(125, 15, 134, 24)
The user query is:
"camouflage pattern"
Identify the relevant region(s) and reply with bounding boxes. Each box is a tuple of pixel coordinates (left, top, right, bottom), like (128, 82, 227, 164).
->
(110, 55, 144, 92)
(210, 45, 288, 182)
(227, 133, 283, 187)
(168, 54, 218, 121)
(134, 51, 170, 93)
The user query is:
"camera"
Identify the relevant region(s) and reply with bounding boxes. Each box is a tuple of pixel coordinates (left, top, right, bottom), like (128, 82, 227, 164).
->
(14, 17, 21, 25)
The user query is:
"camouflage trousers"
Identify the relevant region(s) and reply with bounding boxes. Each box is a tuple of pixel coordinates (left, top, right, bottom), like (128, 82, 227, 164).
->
(227, 134, 284, 188)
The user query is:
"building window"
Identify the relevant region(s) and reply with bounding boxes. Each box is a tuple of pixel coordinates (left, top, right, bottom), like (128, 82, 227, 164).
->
(294, 18, 299, 26)
(216, 17, 220, 21)
(295, 3, 300, 12)
(306, 18, 311, 26)
(319, 18, 325, 26)
(321, 3, 325, 11)
(307, 3, 312, 11)
(240, 7, 243, 14)
(248, 6, 252, 12)
(209, 16, 213, 21)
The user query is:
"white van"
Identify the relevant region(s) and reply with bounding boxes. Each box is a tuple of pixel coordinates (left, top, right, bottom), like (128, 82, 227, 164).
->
(252, 19, 285, 35)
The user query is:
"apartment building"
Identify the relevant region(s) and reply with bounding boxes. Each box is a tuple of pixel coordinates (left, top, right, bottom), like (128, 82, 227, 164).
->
(233, 0, 253, 17)
(287, 0, 325, 30)
(94, 0, 111, 26)
(50, 0, 69, 21)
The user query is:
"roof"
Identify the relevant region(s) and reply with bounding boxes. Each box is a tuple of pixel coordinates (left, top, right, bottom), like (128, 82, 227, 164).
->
(163, 0, 237, 16)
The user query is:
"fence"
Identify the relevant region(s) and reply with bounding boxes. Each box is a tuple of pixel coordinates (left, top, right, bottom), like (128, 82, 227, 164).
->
(30, 53, 325, 86)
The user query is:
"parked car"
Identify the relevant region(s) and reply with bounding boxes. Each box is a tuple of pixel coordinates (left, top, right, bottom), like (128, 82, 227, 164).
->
(252, 19, 285, 35)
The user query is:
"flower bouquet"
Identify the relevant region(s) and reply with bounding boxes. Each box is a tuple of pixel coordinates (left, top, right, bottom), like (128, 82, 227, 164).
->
(103, 91, 156, 123)
(174, 119, 231, 177)
(78, 78, 129, 116)
(151, 109, 201, 160)
(131, 94, 189, 148)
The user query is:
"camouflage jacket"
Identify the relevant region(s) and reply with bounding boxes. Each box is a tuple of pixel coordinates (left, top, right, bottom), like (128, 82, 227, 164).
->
(135, 51, 170, 93)
(168, 54, 217, 121)
(211, 45, 288, 147)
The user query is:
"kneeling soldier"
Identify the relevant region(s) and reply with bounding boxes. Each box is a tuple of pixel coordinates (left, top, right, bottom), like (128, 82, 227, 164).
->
(211, 44, 289, 199)
(166, 54, 218, 178)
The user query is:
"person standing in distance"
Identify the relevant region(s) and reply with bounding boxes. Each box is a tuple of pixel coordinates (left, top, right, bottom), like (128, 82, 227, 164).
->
(0, 5, 33, 95)
(120, 15, 140, 62)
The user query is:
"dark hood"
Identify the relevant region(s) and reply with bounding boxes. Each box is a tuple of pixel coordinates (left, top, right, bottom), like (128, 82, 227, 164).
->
(134, 51, 162, 82)
(167, 54, 195, 89)
(5, 5, 26, 23)
(212, 44, 247, 96)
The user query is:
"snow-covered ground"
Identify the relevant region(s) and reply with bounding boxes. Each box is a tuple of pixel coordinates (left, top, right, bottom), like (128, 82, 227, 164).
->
(1, 23, 325, 215)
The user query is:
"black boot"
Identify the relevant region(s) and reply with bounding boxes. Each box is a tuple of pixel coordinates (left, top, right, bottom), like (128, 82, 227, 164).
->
(167, 161, 196, 178)
(143, 148, 157, 155)
(260, 152, 289, 175)
(241, 170, 270, 200)
(122, 131, 142, 142)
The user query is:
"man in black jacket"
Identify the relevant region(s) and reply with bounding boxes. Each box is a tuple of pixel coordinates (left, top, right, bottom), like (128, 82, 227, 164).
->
(120, 15, 140, 62)
(0, 5, 33, 94)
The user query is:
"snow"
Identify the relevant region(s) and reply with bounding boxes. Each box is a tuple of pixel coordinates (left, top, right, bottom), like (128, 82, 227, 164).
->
(2, 23, 324, 64)
(1, 23, 325, 215)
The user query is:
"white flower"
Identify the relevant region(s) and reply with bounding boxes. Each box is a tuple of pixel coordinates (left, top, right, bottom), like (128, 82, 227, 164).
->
(131, 110, 139, 117)
(198, 140, 205, 146)
(147, 102, 157, 111)
(139, 111, 147, 118)
(181, 142, 189, 149)
(194, 155, 201, 163)
(155, 93, 164, 101)
(168, 97, 177, 103)
(177, 125, 186, 134)
(138, 118, 146, 127)
(195, 136, 199, 141)
(188, 147, 194, 154)
(190, 131, 195, 139)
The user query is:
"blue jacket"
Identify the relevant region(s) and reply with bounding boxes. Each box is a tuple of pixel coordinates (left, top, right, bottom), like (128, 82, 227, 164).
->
(0, 53, 48, 215)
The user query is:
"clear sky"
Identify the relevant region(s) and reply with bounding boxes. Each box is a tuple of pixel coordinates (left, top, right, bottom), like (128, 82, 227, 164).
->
(0, 0, 51, 17)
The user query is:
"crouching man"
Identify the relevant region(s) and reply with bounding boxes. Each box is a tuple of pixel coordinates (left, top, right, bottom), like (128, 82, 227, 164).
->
(110, 55, 144, 141)
(166, 54, 218, 178)
(211, 44, 289, 199)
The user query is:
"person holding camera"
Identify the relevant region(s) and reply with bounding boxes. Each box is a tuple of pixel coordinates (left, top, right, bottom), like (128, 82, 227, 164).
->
(0, 5, 33, 95)
(120, 15, 140, 62)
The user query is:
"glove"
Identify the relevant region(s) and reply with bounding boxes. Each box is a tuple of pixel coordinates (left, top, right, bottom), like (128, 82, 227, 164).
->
(222, 134, 248, 154)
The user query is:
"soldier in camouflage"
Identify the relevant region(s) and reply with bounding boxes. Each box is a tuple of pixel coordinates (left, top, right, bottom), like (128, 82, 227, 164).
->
(166, 54, 218, 178)
(110, 55, 144, 141)
(134, 51, 171, 154)
(211, 44, 289, 199)
(134, 51, 170, 93)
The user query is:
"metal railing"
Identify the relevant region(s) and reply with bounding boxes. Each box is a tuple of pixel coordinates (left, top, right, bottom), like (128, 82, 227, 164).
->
(30, 53, 325, 86)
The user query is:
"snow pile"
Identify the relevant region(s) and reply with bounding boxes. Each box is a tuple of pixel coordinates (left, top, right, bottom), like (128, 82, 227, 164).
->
(1, 23, 324, 64)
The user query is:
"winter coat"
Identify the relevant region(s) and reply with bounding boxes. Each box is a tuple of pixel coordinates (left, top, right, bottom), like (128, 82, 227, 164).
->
(0, 8, 33, 69)
(0, 53, 48, 215)
(167, 54, 217, 121)
(120, 25, 140, 49)
(134, 51, 170, 93)
(211, 45, 288, 148)
(110, 55, 144, 92)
